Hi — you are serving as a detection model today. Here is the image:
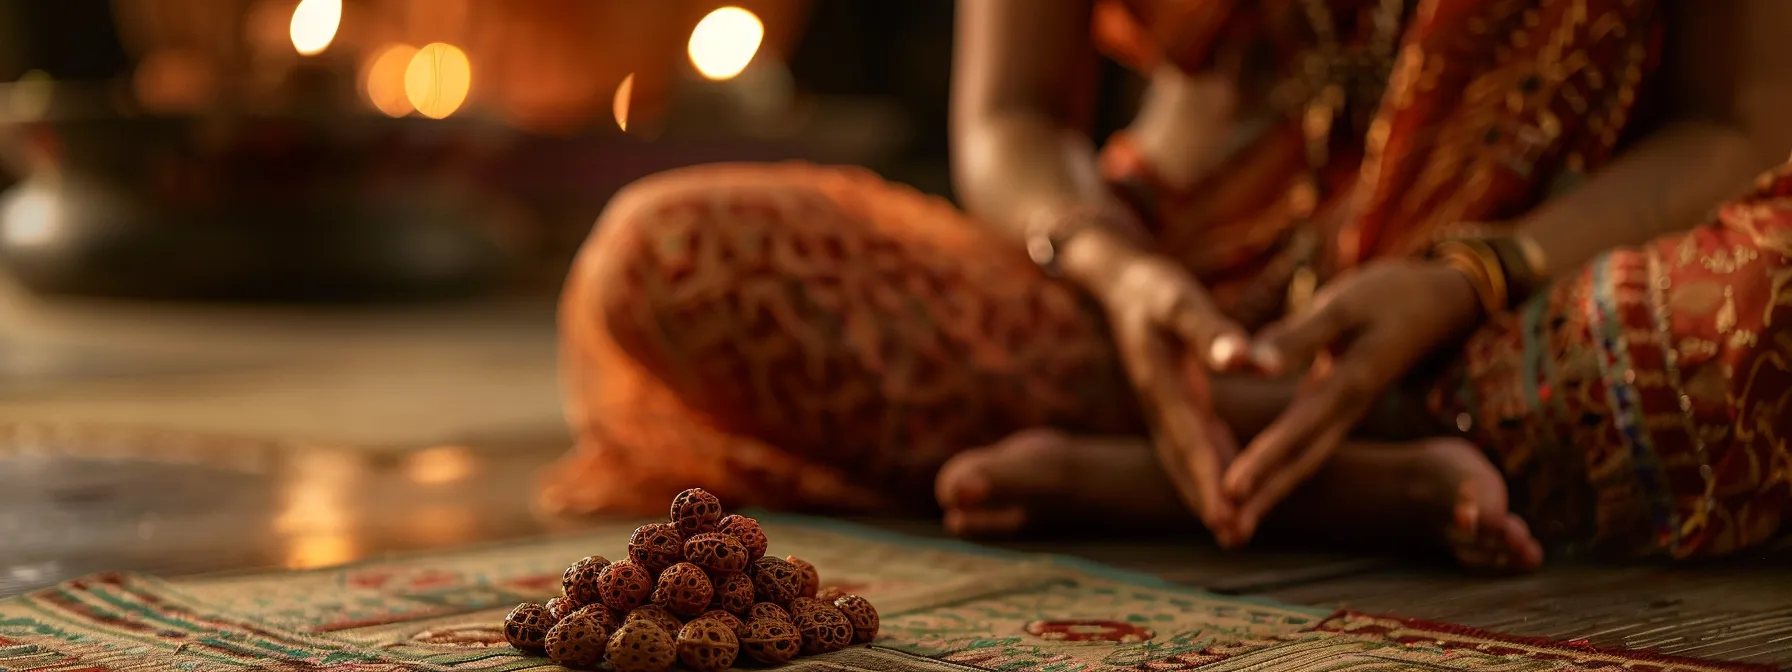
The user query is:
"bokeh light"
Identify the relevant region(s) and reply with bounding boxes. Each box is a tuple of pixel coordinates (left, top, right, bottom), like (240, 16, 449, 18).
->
(8, 70, 52, 120)
(687, 7, 764, 81)
(364, 43, 419, 117)
(402, 445, 475, 485)
(612, 73, 634, 132)
(404, 43, 473, 120)
(288, 0, 342, 56)
(134, 50, 217, 113)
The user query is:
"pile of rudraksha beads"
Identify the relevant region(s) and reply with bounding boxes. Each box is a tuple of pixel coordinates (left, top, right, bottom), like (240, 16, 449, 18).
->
(503, 488, 880, 671)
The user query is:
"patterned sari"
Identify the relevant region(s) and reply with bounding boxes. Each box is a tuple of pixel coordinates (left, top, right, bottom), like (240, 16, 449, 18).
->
(545, 0, 1792, 559)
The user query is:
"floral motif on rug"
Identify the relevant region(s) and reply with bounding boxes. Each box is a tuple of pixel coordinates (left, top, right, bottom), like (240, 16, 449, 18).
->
(0, 516, 1771, 671)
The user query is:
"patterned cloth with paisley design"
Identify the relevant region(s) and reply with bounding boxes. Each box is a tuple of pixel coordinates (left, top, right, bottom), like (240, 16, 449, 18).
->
(0, 516, 1772, 671)
(544, 0, 1792, 561)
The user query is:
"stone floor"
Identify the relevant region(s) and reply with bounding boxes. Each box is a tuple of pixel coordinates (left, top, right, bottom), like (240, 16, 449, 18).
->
(3, 287, 1790, 668)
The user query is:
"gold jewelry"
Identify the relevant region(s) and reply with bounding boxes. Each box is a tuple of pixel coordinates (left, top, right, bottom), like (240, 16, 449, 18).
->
(1431, 239, 1507, 317)
(1431, 229, 1551, 310)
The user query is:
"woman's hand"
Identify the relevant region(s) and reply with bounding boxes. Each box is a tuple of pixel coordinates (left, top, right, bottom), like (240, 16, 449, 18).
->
(1082, 241, 1256, 543)
(1222, 259, 1485, 541)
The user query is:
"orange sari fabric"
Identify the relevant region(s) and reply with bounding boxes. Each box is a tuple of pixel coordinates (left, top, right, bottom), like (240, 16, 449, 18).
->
(547, 0, 1791, 558)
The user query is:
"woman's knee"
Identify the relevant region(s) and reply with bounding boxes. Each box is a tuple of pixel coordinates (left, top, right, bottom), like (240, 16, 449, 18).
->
(564, 162, 871, 364)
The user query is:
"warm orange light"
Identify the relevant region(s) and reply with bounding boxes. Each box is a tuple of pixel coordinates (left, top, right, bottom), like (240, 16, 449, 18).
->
(688, 7, 764, 81)
(405, 504, 477, 546)
(287, 534, 357, 570)
(402, 445, 475, 485)
(612, 73, 635, 132)
(404, 43, 473, 119)
(276, 449, 362, 570)
(365, 44, 419, 117)
(289, 0, 342, 56)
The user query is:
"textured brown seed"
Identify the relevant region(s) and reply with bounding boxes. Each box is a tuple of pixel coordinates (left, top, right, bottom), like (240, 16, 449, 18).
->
(596, 560, 655, 611)
(785, 555, 820, 598)
(746, 602, 792, 623)
(699, 609, 744, 635)
(545, 596, 579, 624)
(748, 556, 804, 606)
(787, 597, 828, 616)
(738, 616, 802, 664)
(562, 555, 611, 605)
(709, 572, 755, 615)
(606, 620, 677, 672)
(503, 603, 553, 652)
(669, 488, 725, 537)
(545, 608, 610, 669)
(833, 594, 881, 643)
(627, 604, 685, 637)
(570, 604, 624, 634)
(675, 617, 741, 672)
(794, 604, 854, 654)
(651, 562, 715, 618)
(683, 532, 749, 575)
(816, 586, 848, 602)
(629, 523, 685, 573)
(716, 515, 768, 561)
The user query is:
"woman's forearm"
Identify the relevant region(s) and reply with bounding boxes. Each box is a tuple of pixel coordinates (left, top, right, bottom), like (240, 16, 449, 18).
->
(951, 114, 1149, 293)
(951, 113, 1122, 242)
(1519, 121, 1781, 278)
(947, 0, 1161, 296)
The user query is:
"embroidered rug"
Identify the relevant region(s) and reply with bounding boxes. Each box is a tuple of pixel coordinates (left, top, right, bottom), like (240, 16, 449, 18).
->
(0, 516, 1769, 672)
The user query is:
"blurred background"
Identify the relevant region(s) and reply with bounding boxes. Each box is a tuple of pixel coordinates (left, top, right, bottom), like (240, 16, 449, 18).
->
(0, 0, 1138, 593)
(0, 0, 972, 301)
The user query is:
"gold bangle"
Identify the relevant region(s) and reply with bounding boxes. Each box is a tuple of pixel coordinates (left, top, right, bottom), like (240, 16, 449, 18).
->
(1431, 227, 1549, 310)
(1456, 239, 1509, 312)
(1432, 240, 1506, 317)
(1438, 254, 1498, 317)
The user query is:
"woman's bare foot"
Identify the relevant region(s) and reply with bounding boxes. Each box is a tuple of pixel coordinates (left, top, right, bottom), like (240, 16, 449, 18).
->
(933, 429, 1544, 572)
(934, 429, 1190, 536)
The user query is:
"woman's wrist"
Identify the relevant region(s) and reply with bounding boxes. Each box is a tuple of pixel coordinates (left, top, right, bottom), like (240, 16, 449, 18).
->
(1060, 225, 1167, 301)
(1023, 203, 1154, 297)
(1429, 258, 1491, 333)
(1426, 229, 1551, 314)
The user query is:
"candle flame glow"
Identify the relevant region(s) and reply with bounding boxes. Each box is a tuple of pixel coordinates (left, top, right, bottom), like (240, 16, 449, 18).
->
(404, 43, 473, 120)
(289, 0, 342, 56)
(365, 44, 419, 117)
(613, 73, 634, 132)
(688, 7, 764, 81)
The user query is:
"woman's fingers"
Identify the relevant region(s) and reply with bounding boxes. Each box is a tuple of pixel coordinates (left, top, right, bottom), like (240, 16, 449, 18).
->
(1221, 358, 1347, 500)
(1224, 324, 1396, 499)
(1250, 296, 1349, 376)
(1143, 331, 1236, 529)
(1115, 311, 1236, 533)
(1232, 422, 1347, 540)
(1137, 264, 1253, 370)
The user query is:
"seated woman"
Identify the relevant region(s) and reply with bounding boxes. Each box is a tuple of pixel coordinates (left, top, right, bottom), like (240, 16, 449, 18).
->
(543, 0, 1792, 571)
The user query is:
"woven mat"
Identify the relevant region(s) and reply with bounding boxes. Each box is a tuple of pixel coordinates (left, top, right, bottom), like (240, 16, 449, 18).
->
(0, 516, 1768, 672)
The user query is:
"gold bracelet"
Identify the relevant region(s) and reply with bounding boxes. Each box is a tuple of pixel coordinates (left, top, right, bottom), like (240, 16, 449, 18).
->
(1438, 253, 1499, 318)
(1457, 238, 1508, 312)
(1431, 240, 1506, 317)
(1431, 227, 1550, 310)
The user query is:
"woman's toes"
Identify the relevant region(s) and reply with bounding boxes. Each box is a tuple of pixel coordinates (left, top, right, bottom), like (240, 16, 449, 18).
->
(943, 506, 1028, 537)
(934, 449, 999, 511)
